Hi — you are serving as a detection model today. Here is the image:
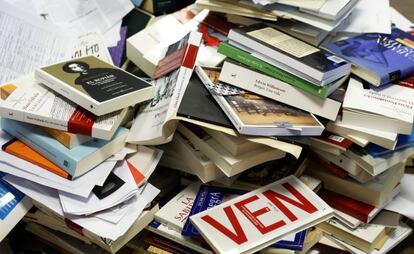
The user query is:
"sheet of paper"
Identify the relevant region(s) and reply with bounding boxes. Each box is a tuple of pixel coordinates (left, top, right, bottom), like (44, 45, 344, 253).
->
(4, 175, 160, 240)
(32, 0, 133, 34)
(59, 160, 139, 215)
(385, 173, 414, 220)
(0, 130, 116, 197)
(336, 0, 391, 34)
(72, 31, 113, 64)
(104, 21, 122, 48)
(390, 7, 413, 32)
(0, 0, 74, 83)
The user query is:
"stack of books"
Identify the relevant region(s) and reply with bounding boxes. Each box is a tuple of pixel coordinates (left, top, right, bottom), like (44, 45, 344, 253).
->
(1, 1, 414, 254)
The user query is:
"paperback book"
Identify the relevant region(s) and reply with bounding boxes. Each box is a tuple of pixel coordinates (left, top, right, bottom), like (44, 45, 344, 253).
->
(190, 175, 334, 254)
(197, 66, 325, 136)
(35, 55, 154, 116)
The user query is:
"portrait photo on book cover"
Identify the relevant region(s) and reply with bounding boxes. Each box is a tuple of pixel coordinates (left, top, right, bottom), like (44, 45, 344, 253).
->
(60, 59, 147, 103)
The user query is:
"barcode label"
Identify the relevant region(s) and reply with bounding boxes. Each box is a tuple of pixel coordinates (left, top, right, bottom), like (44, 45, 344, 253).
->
(328, 55, 345, 63)
(329, 134, 344, 142)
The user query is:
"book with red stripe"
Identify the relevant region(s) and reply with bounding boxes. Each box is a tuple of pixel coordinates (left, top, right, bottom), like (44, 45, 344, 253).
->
(318, 189, 377, 223)
(311, 132, 353, 152)
(190, 175, 333, 254)
(0, 75, 129, 140)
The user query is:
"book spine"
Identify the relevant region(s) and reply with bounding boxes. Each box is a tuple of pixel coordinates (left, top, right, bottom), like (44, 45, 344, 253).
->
(1, 118, 76, 176)
(218, 43, 329, 97)
(219, 61, 341, 120)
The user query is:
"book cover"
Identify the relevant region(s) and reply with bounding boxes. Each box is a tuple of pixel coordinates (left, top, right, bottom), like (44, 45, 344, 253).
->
(35, 55, 154, 116)
(1, 118, 128, 178)
(218, 60, 342, 120)
(183, 185, 307, 251)
(190, 175, 334, 254)
(311, 132, 354, 151)
(0, 77, 128, 140)
(217, 42, 342, 97)
(198, 66, 325, 136)
(154, 183, 200, 232)
(342, 77, 414, 134)
(177, 72, 233, 128)
(228, 23, 350, 80)
(326, 27, 414, 86)
(42, 127, 91, 149)
(2, 138, 71, 180)
(365, 125, 414, 157)
(108, 26, 128, 67)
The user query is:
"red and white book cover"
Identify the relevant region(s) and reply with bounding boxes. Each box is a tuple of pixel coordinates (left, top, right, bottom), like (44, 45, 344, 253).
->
(312, 132, 353, 151)
(155, 183, 200, 232)
(190, 175, 334, 254)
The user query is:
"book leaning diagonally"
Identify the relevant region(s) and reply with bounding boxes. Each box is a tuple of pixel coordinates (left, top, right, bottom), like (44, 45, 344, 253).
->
(190, 175, 334, 254)
(127, 31, 203, 145)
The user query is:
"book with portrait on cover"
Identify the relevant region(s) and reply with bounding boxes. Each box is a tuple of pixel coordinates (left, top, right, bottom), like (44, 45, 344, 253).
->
(35, 55, 155, 116)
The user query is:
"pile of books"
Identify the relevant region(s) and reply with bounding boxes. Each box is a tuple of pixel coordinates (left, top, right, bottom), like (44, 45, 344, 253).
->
(1, 0, 414, 254)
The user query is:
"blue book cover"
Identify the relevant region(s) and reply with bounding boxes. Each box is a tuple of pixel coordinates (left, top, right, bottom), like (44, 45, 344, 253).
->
(1, 118, 128, 177)
(326, 26, 414, 86)
(365, 125, 414, 157)
(0, 172, 25, 220)
(183, 185, 307, 250)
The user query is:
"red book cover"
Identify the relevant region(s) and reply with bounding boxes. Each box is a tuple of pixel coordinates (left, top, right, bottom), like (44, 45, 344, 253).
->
(314, 132, 353, 151)
(318, 189, 375, 223)
(309, 156, 349, 179)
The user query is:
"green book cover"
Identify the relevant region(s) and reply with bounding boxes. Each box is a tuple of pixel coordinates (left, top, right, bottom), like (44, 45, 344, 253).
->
(218, 42, 332, 98)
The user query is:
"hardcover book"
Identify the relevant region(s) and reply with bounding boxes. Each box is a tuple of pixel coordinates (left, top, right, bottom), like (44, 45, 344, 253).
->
(0, 76, 129, 140)
(35, 55, 154, 116)
(342, 77, 414, 135)
(183, 185, 307, 251)
(228, 23, 351, 81)
(218, 60, 342, 120)
(190, 175, 334, 254)
(197, 66, 324, 136)
(326, 27, 414, 86)
(1, 118, 128, 178)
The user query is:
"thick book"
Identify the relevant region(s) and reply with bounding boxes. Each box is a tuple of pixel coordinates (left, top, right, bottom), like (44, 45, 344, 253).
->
(183, 185, 307, 251)
(365, 127, 414, 157)
(342, 77, 414, 135)
(326, 26, 414, 86)
(228, 23, 351, 81)
(0, 76, 129, 140)
(219, 60, 342, 120)
(217, 42, 345, 97)
(318, 189, 378, 223)
(177, 72, 233, 129)
(34, 55, 154, 116)
(1, 118, 128, 178)
(154, 183, 200, 233)
(197, 66, 325, 136)
(190, 175, 334, 254)
(2, 138, 72, 180)
(42, 127, 91, 149)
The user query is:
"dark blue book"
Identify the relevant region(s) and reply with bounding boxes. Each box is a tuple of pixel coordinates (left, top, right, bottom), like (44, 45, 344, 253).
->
(0, 172, 25, 220)
(365, 125, 414, 157)
(326, 26, 414, 86)
(183, 185, 307, 250)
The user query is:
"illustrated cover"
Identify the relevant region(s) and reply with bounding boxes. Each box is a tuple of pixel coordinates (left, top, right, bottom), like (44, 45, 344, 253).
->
(1, 118, 129, 178)
(177, 72, 233, 129)
(197, 66, 324, 136)
(326, 26, 414, 86)
(2, 138, 72, 180)
(154, 183, 200, 233)
(0, 76, 128, 140)
(342, 77, 414, 134)
(229, 23, 350, 79)
(183, 185, 307, 251)
(35, 55, 154, 116)
(190, 175, 334, 254)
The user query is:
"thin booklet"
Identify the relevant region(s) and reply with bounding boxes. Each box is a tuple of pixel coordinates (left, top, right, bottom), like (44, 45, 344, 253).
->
(190, 175, 334, 254)
(196, 66, 325, 136)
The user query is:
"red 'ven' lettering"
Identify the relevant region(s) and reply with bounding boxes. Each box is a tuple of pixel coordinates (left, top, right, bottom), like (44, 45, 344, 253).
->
(262, 183, 318, 222)
(235, 195, 286, 234)
(201, 206, 247, 245)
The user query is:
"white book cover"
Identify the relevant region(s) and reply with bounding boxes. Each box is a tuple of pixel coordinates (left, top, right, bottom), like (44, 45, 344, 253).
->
(0, 75, 128, 140)
(343, 78, 414, 133)
(190, 175, 334, 254)
(127, 31, 203, 145)
(155, 183, 200, 232)
(219, 61, 341, 120)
